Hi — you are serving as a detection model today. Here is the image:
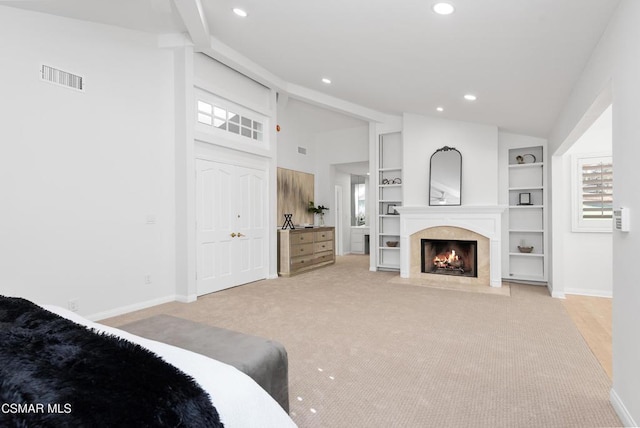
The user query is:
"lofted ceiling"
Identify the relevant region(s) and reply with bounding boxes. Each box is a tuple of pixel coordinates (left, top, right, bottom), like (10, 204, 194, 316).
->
(1, 0, 620, 137)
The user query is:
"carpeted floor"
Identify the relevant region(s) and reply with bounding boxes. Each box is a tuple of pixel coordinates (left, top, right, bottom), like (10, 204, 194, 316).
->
(102, 255, 621, 428)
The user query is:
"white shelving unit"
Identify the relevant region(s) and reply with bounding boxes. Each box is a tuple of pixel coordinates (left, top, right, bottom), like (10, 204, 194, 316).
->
(376, 132, 402, 270)
(506, 145, 548, 282)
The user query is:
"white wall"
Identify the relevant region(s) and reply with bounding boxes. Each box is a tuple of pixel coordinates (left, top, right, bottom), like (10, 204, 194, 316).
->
(276, 100, 317, 174)
(0, 7, 176, 318)
(315, 126, 370, 219)
(403, 113, 499, 206)
(194, 53, 271, 115)
(333, 170, 352, 253)
(548, 1, 639, 424)
(557, 107, 613, 297)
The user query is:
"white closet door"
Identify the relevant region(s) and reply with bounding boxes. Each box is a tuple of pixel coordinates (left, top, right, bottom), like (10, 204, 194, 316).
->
(234, 165, 267, 285)
(196, 159, 267, 295)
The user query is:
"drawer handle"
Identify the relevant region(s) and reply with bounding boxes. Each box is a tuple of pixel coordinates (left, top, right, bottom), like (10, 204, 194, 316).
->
(300, 248, 304, 252)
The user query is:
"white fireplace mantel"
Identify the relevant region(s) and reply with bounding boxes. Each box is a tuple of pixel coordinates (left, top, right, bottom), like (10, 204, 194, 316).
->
(395, 205, 506, 287)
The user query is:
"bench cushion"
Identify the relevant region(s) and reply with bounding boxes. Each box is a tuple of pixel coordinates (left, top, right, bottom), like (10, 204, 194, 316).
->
(118, 315, 289, 412)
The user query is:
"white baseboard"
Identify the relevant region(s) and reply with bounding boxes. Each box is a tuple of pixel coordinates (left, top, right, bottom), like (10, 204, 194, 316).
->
(88, 295, 178, 321)
(551, 290, 566, 299)
(610, 388, 638, 427)
(564, 288, 612, 298)
(175, 294, 197, 303)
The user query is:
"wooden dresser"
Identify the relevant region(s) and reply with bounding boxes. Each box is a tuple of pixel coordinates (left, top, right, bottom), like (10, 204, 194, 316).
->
(277, 227, 335, 277)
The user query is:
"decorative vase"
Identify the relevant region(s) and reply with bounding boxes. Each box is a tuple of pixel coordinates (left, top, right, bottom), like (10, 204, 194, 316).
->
(319, 213, 325, 226)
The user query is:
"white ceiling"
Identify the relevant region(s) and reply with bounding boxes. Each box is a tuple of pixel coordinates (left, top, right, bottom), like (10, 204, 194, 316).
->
(2, 0, 620, 138)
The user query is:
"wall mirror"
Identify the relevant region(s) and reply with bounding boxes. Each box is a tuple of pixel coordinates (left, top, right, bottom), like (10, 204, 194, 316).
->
(429, 146, 462, 206)
(351, 174, 367, 226)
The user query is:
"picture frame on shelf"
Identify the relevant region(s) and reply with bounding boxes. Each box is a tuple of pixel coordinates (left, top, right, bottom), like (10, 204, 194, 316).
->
(518, 192, 532, 205)
(387, 204, 398, 215)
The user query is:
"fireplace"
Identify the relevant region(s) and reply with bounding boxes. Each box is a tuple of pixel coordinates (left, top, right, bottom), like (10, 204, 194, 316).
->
(396, 206, 505, 287)
(421, 239, 478, 278)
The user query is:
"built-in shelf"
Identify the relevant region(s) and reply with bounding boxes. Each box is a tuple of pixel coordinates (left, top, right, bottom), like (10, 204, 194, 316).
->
(509, 252, 544, 257)
(505, 144, 548, 283)
(507, 273, 545, 282)
(509, 162, 544, 169)
(509, 186, 544, 191)
(377, 132, 402, 271)
(378, 263, 400, 270)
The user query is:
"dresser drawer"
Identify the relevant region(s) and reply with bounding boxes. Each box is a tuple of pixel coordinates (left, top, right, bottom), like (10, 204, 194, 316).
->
(291, 232, 314, 244)
(314, 240, 333, 253)
(314, 250, 334, 264)
(291, 242, 314, 256)
(315, 230, 334, 242)
(290, 255, 315, 271)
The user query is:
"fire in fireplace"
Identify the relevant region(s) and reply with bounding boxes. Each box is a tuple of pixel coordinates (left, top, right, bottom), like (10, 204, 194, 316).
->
(421, 239, 477, 277)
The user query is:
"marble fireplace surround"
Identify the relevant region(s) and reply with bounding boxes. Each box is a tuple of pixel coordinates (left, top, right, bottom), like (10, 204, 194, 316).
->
(395, 206, 506, 287)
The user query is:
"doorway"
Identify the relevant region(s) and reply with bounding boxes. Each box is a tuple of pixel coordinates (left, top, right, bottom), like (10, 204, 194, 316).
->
(195, 158, 268, 295)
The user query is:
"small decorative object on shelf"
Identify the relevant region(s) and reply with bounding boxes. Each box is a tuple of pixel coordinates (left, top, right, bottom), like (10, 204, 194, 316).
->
(382, 178, 390, 184)
(518, 246, 534, 253)
(516, 154, 537, 164)
(308, 201, 329, 226)
(392, 177, 402, 184)
(281, 213, 295, 230)
(387, 204, 398, 215)
(386, 241, 399, 247)
(518, 192, 532, 205)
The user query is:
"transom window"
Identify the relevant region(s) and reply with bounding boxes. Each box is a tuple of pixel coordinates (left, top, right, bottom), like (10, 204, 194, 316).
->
(197, 99, 264, 142)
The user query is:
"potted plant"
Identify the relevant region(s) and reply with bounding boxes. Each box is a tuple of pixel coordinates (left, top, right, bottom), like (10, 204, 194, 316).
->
(308, 201, 329, 226)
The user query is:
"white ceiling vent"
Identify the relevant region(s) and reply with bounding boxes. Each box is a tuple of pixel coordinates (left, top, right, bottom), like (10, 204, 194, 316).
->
(41, 64, 84, 92)
(297, 146, 307, 155)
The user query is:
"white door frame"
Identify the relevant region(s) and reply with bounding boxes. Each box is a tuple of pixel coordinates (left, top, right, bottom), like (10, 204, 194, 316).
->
(194, 142, 270, 295)
(334, 185, 343, 255)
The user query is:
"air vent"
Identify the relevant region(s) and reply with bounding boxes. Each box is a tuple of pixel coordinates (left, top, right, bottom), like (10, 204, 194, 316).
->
(297, 146, 307, 155)
(41, 64, 84, 92)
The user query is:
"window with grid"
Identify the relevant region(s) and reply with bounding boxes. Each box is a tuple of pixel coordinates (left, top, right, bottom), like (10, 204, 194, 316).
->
(196, 99, 264, 143)
(573, 154, 613, 232)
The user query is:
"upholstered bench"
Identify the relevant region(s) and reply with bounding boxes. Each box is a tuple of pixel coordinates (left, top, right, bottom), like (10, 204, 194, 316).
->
(119, 315, 289, 412)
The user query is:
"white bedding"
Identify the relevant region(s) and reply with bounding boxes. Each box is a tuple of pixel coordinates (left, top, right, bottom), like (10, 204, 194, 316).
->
(43, 305, 297, 428)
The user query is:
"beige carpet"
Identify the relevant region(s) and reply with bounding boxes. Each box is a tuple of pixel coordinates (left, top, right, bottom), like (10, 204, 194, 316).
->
(102, 255, 621, 428)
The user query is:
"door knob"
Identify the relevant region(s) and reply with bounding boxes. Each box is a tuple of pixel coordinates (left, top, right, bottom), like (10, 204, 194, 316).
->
(238, 233, 245, 237)
(230, 233, 237, 238)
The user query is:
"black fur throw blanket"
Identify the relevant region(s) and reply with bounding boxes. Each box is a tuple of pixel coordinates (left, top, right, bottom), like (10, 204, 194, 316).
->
(0, 296, 224, 427)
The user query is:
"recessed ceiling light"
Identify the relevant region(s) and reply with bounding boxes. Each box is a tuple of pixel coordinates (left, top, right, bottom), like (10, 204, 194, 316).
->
(321, 78, 332, 84)
(233, 8, 248, 17)
(436, 107, 444, 112)
(464, 94, 477, 101)
(433, 2, 455, 15)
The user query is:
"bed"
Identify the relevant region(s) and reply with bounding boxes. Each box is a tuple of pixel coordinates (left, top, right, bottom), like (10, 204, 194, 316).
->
(0, 296, 297, 427)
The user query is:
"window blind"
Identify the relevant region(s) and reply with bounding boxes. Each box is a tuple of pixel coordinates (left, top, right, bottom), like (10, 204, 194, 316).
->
(581, 159, 613, 219)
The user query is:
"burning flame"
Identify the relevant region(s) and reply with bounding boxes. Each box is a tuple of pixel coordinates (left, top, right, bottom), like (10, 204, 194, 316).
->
(433, 249, 464, 271)
(434, 250, 459, 266)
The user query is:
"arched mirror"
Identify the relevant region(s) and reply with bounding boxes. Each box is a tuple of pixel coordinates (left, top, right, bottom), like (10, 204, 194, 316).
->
(429, 146, 462, 206)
